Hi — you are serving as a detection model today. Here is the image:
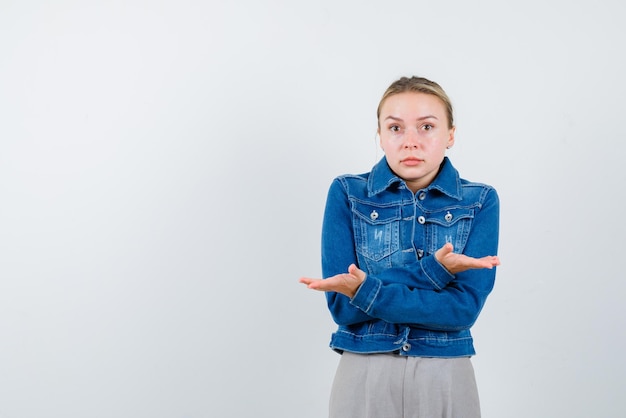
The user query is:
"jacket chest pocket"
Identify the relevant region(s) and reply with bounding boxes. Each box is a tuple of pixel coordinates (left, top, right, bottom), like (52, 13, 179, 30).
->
(422, 207, 474, 254)
(352, 201, 400, 262)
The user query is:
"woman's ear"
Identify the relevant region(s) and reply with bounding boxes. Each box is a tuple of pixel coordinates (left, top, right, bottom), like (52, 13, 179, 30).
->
(447, 126, 456, 149)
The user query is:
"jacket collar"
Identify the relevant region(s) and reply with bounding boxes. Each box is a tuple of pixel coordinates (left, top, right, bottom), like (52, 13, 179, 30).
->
(367, 156, 462, 200)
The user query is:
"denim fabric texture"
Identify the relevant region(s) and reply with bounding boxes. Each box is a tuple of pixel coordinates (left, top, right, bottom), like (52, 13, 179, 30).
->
(322, 157, 499, 357)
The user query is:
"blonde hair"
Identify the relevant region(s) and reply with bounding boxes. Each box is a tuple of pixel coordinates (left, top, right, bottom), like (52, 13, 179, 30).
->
(377, 76, 454, 129)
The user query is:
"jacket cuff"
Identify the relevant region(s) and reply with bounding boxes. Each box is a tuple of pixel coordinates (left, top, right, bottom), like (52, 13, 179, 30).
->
(421, 255, 455, 290)
(349, 274, 381, 314)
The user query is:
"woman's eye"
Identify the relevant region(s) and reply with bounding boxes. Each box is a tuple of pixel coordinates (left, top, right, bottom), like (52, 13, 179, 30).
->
(422, 124, 433, 131)
(390, 125, 400, 132)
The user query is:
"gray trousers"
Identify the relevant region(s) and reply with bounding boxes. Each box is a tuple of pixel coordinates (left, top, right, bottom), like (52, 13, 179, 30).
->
(329, 352, 481, 418)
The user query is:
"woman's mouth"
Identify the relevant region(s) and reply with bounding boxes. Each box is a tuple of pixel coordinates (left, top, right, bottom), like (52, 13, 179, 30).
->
(401, 157, 423, 166)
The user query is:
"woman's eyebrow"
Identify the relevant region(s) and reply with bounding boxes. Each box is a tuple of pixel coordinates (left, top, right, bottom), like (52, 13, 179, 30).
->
(384, 115, 438, 121)
(416, 115, 439, 121)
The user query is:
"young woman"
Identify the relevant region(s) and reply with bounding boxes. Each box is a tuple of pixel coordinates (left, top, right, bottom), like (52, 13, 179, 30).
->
(300, 76, 500, 418)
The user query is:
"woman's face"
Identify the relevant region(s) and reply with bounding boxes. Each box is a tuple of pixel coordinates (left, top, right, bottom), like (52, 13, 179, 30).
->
(378, 92, 455, 193)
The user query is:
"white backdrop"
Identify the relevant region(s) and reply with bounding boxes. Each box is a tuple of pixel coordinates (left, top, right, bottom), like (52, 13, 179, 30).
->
(1, 1, 624, 417)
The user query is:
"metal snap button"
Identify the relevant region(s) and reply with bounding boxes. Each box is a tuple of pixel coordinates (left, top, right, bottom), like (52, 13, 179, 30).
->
(445, 211, 453, 222)
(370, 210, 379, 221)
(418, 192, 426, 201)
(402, 343, 411, 352)
(417, 216, 425, 224)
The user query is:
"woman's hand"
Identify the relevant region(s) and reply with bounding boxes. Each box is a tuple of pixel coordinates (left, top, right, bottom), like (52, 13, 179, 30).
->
(435, 242, 500, 274)
(300, 245, 499, 296)
(299, 264, 366, 298)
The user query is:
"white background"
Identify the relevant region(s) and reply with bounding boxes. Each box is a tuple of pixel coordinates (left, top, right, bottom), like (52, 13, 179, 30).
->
(1, 1, 625, 417)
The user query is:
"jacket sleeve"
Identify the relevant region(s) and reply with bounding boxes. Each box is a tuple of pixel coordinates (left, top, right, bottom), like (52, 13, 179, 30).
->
(349, 187, 500, 331)
(321, 178, 375, 326)
(369, 254, 455, 290)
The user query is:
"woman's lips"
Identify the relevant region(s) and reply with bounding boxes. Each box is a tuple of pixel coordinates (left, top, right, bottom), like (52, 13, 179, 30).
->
(401, 157, 423, 166)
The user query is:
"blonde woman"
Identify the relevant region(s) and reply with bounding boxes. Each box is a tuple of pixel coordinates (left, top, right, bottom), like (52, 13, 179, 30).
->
(301, 76, 500, 418)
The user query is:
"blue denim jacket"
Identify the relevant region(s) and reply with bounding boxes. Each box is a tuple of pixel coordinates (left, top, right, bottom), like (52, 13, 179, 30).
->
(321, 157, 499, 357)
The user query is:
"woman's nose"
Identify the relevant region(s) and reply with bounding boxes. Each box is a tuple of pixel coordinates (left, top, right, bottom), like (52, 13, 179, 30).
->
(403, 130, 419, 148)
